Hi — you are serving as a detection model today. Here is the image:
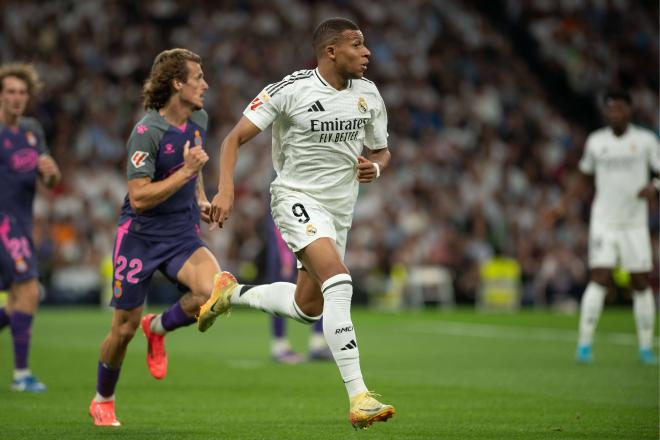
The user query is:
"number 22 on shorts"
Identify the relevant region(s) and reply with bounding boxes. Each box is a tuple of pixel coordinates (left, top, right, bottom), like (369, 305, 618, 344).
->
(115, 256, 143, 283)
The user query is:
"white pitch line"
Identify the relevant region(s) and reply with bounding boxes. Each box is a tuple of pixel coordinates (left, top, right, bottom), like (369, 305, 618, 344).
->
(404, 321, 638, 346)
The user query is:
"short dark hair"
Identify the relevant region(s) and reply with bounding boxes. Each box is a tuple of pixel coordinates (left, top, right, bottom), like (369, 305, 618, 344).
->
(603, 90, 632, 106)
(312, 18, 360, 56)
(142, 48, 201, 110)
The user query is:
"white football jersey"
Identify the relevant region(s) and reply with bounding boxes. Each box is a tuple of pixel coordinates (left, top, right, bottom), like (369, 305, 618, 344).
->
(579, 124, 660, 227)
(243, 68, 388, 217)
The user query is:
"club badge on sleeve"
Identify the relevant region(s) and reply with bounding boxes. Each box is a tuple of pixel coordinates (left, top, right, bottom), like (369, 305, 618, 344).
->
(131, 151, 149, 168)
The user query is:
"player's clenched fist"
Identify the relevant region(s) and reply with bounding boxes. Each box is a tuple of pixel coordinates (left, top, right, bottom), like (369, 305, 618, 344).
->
(199, 199, 213, 224)
(356, 155, 378, 183)
(182, 140, 209, 176)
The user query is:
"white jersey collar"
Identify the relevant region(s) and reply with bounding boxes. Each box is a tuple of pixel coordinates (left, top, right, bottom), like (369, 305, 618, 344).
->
(314, 68, 352, 91)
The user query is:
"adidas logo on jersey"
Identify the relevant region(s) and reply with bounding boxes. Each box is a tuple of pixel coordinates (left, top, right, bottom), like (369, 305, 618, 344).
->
(307, 100, 325, 112)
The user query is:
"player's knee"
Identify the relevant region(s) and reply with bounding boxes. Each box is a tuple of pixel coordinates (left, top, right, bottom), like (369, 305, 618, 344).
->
(112, 313, 140, 344)
(590, 270, 611, 288)
(116, 321, 139, 343)
(630, 274, 649, 291)
(190, 276, 215, 303)
(11, 279, 40, 312)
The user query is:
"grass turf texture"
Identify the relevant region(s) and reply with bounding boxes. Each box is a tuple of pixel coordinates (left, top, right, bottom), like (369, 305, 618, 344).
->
(0, 307, 656, 439)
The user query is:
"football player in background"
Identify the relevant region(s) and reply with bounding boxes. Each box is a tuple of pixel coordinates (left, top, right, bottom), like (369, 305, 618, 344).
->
(0, 63, 61, 393)
(549, 90, 659, 364)
(89, 48, 229, 426)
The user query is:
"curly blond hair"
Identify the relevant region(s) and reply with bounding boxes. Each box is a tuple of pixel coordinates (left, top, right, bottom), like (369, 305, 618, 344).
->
(0, 63, 43, 97)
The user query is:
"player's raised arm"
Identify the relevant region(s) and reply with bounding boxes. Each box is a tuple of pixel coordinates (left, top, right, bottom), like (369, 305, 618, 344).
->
(129, 140, 208, 213)
(210, 116, 261, 227)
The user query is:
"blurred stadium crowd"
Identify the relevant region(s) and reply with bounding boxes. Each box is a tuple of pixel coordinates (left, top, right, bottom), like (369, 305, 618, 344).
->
(1, 0, 657, 308)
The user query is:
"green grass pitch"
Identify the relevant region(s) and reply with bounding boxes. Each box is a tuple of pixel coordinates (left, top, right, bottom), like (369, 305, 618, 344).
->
(0, 307, 656, 439)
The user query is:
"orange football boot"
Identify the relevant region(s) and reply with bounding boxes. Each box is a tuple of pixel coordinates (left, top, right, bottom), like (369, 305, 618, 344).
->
(89, 399, 121, 427)
(141, 313, 168, 379)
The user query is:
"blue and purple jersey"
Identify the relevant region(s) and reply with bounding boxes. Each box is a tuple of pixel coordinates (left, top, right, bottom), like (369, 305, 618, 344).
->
(0, 117, 48, 287)
(118, 109, 208, 239)
(0, 117, 48, 226)
(262, 211, 297, 283)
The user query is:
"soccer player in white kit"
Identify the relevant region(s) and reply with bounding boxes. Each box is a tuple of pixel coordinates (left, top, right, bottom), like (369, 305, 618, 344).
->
(551, 91, 659, 364)
(199, 18, 395, 429)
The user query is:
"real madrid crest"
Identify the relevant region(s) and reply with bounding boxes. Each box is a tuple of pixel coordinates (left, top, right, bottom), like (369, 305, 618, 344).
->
(306, 224, 317, 236)
(357, 96, 368, 114)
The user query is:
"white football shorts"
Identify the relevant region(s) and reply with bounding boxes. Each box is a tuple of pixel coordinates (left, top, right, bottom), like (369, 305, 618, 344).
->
(588, 223, 653, 272)
(270, 188, 350, 268)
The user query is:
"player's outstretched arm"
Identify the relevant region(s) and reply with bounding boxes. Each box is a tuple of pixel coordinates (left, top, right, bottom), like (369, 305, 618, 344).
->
(129, 140, 208, 213)
(210, 116, 261, 228)
(357, 147, 390, 183)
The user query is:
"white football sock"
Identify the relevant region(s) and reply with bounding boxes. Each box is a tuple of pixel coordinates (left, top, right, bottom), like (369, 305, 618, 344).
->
(94, 392, 115, 402)
(633, 287, 655, 350)
(13, 369, 31, 380)
(231, 282, 320, 324)
(321, 273, 367, 398)
(271, 338, 292, 355)
(150, 314, 166, 335)
(577, 282, 607, 347)
(309, 332, 327, 351)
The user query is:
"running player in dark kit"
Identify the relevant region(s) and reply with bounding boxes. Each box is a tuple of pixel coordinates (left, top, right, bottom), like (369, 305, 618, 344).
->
(89, 48, 235, 427)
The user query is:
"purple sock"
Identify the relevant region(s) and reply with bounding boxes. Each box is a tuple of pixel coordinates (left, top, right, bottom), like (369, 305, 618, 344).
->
(161, 302, 195, 331)
(0, 307, 9, 331)
(10, 311, 32, 370)
(97, 362, 121, 398)
(313, 318, 323, 334)
(272, 316, 286, 338)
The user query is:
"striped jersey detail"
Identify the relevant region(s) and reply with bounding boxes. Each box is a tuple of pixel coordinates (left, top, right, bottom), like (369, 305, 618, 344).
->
(265, 71, 314, 97)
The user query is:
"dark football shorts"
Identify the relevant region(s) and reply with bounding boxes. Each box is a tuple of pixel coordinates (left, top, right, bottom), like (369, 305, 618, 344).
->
(0, 213, 38, 290)
(109, 219, 206, 309)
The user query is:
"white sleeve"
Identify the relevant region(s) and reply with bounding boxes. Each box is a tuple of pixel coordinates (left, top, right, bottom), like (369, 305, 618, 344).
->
(243, 85, 287, 131)
(578, 135, 595, 175)
(365, 92, 388, 150)
(647, 133, 660, 173)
